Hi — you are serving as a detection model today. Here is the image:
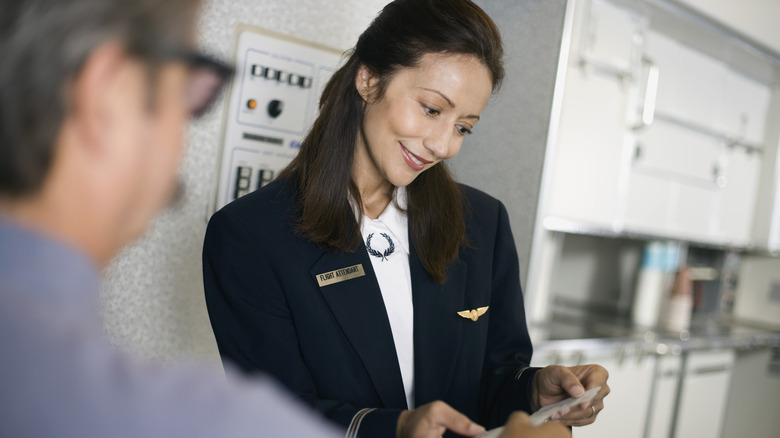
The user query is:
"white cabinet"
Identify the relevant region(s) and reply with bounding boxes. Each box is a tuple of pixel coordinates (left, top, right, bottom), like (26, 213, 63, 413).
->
(624, 120, 722, 240)
(546, 67, 630, 229)
(749, 84, 780, 252)
(645, 354, 682, 438)
(577, 0, 641, 71)
(546, 0, 644, 229)
(621, 29, 768, 246)
(532, 342, 655, 438)
(722, 348, 780, 438)
(673, 349, 735, 438)
(714, 147, 761, 244)
(720, 70, 771, 145)
(623, 120, 762, 246)
(542, 0, 772, 247)
(533, 340, 737, 438)
(645, 30, 727, 133)
(573, 352, 655, 438)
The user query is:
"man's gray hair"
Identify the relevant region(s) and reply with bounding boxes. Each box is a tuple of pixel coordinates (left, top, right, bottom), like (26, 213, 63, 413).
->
(0, 0, 199, 197)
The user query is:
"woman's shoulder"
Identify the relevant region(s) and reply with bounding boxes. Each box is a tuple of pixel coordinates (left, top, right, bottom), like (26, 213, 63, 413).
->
(209, 176, 298, 229)
(457, 183, 513, 243)
(458, 183, 505, 213)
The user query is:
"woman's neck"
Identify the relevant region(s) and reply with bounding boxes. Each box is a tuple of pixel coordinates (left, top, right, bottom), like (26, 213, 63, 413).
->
(358, 181, 393, 219)
(352, 141, 394, 219)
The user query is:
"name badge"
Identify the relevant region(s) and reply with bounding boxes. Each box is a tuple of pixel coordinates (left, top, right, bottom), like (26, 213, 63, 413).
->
(316, 264, 366, 287)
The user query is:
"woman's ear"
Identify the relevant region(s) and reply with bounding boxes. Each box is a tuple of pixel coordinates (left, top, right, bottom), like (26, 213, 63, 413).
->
(355, 64, 377, 103)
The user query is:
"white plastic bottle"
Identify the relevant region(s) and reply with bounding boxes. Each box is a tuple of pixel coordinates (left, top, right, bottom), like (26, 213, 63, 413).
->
(632, 241, 678, 328)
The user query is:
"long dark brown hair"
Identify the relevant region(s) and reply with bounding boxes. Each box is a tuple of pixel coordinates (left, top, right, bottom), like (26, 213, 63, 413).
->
(279, 0, 504, 283)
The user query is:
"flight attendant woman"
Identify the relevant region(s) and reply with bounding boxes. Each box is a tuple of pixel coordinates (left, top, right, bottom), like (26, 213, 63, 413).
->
(203, 1, 609, 437)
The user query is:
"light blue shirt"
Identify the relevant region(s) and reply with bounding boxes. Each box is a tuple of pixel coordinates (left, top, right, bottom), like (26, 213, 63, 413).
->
(0, 218, 342, 438)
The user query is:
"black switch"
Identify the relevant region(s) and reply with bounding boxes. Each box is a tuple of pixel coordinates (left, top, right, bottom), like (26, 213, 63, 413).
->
(257, 169, 275, 189)
(267, 99, 284, 118)
(233, 166, 252, 200)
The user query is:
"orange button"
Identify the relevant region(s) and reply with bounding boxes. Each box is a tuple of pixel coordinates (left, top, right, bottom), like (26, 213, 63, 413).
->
(246, 99, 257, 110)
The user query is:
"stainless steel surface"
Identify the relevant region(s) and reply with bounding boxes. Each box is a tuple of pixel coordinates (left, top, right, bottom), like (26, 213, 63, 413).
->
(531, 313, 780, 355)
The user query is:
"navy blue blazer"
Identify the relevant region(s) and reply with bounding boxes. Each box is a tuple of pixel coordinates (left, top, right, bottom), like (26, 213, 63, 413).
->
(203, 176, 538, 437)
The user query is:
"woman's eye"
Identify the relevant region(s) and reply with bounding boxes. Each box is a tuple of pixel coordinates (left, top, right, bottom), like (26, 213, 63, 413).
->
(457, 125, 473, 135)
(423, 105, 440, 116)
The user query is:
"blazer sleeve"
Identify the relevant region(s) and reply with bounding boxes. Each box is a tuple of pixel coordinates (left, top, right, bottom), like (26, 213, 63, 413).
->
(477, 199, 541, 427)
(202, 208, 402, 437)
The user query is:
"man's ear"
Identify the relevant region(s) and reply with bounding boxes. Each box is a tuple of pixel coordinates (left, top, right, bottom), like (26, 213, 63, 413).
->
(66, 41, 128, 154)
(355, 64, 378, 103)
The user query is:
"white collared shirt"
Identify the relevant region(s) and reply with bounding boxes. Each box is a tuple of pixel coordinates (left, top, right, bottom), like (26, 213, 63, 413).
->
(356, 187, 415, 409)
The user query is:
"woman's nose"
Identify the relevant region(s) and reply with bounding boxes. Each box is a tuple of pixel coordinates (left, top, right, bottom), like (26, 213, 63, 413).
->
(423, 123, 457, 160)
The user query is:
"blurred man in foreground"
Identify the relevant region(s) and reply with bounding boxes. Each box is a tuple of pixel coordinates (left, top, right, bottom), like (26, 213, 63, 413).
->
(0, 0, 570, 437)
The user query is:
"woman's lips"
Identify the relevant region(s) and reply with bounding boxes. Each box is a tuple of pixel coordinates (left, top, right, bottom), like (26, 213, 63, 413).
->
(400, 143, 432, 171)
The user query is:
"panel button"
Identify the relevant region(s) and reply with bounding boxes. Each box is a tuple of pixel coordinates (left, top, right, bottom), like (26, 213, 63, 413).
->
(267, 99, 284, 118)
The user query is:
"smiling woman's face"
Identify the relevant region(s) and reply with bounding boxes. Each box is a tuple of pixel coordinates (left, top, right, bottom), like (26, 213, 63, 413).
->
(353, 52, 493, 191)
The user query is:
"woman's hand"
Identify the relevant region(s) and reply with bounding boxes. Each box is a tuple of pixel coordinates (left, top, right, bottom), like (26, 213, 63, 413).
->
(532, 364, 610, 427)
(500, 412, 570, 438)
(396, 400, 485, 438)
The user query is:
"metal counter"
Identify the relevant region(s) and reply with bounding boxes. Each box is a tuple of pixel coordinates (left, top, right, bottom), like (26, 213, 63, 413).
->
(530, 314, 780, 357)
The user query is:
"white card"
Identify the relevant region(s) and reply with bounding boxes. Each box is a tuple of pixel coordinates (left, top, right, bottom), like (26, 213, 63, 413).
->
(529, 385, 601, 425)
(478, 385, 601, 437)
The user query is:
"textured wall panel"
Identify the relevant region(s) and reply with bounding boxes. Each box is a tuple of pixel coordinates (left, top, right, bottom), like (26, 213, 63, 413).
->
(451, 0, 566, 287)
(101, 0, 389, 364)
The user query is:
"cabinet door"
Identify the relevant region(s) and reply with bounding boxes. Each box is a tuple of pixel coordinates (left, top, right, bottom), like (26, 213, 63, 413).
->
(673, 349, 735, 438)
(713, 147, 761, 245)
(722, 348, 780, 438)
(574, 353, 655, 438)
(546, 0, 644, 228)
(646, 355, 682, 438)
(578, 0, 643, 70)
(720, 69, 771, 144)
(547, 67, 630, 228)
(644, 30, 726, 133)
(623, 120, 721, 239)
(622, 29, 766, 245)
(626, 125, 762, 246)
(713, 69, 767, 245)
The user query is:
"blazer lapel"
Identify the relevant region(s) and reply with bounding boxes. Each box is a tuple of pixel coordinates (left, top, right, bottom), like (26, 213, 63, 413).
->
(410, 244, 467, 406)
(311, 247, 407, 408)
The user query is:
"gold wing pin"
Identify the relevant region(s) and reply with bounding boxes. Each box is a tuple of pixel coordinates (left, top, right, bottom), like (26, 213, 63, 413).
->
(457, 306, 489, 322)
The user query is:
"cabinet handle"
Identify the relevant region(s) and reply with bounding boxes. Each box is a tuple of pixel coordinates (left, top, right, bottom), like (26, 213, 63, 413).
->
(633, 143, 643, 162)
(690, 365, 731, 375)
(571, 350, 584, 366)
(615, 346, 626, 365)
(712, 163, 728, 188)
(633, 57, 659, 131)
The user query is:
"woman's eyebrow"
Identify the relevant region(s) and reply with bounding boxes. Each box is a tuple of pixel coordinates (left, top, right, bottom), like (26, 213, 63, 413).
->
(420, 87, 481, 120)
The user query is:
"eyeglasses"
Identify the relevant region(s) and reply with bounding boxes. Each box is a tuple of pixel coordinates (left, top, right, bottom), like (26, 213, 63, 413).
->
(140, 47, 234, 119)
(176, 51, 234, 119)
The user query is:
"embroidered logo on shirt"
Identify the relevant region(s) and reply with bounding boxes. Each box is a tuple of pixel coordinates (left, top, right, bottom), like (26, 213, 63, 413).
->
(457, 306, 489, 322)
(366, 232, 395, 261)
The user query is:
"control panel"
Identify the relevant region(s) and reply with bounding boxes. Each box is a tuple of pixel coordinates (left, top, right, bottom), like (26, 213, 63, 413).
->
(209, 23, 343, 214)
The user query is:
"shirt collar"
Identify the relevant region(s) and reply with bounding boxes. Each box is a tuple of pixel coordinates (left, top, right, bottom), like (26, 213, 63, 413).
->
(0, 217, 100, 308)
(352, 187, 409, 255)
